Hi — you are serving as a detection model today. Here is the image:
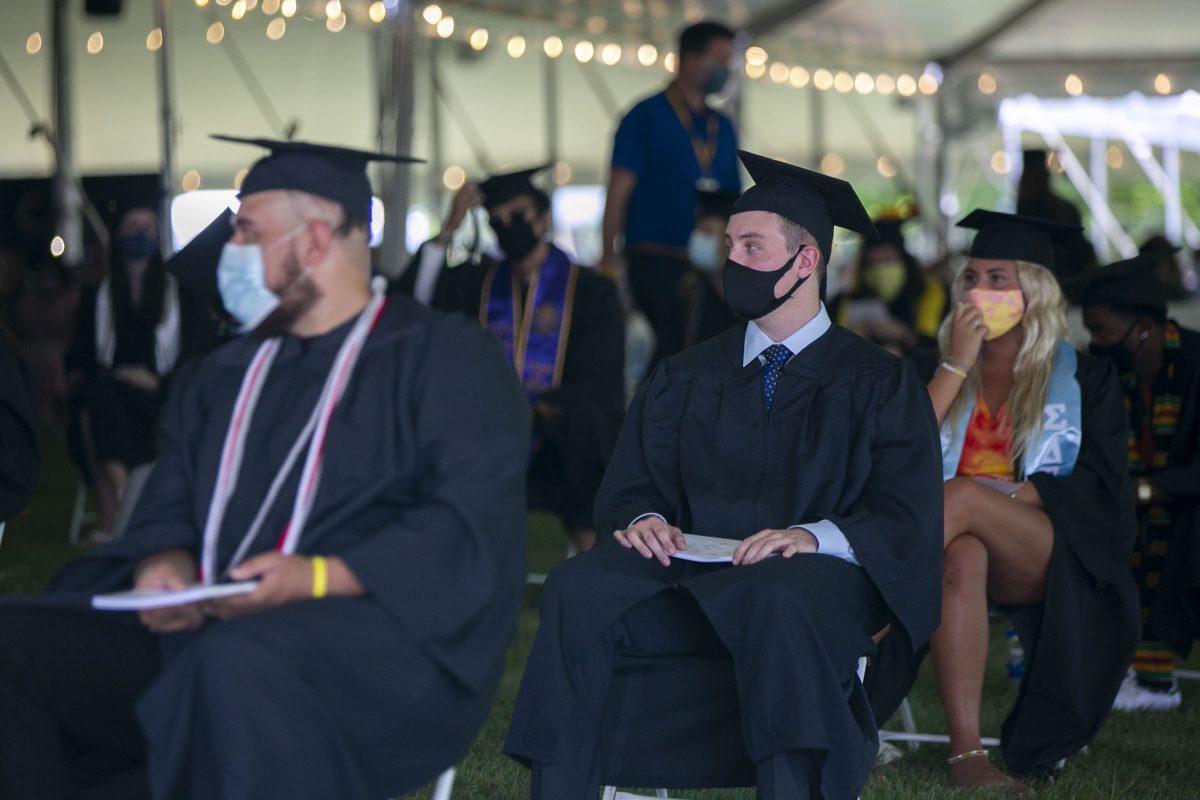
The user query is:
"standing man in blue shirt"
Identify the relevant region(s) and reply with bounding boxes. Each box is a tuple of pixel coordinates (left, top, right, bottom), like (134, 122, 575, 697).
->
(600, 21, 742, 367)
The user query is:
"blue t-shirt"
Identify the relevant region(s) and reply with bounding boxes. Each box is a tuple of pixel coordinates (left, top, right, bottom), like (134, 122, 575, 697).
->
(611, 90, 741, 249)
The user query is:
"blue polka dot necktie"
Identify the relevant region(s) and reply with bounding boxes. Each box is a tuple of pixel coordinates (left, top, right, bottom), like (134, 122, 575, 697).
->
(760, 344, 793, 412)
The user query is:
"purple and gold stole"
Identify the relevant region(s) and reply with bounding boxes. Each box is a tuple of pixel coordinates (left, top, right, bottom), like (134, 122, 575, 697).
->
(480, 245, 579, 403)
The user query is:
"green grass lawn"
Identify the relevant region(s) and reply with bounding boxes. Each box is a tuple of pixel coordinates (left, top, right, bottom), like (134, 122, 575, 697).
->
(3, 428, 1197, 800)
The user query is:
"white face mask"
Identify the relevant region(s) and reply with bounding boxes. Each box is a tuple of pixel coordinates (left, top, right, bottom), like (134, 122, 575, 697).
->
(216, 225, 305, 332)
(688, 230, 723, 274)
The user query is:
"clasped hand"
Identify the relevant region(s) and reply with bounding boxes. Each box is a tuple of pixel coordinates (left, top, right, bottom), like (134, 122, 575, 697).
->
(614, 518, 817, 567)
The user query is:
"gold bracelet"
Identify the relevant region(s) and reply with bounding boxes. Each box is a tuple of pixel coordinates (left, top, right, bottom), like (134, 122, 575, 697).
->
(311, 555, 329, 599)
(939, 361, 969, 379)
(947, 748, 989, 766)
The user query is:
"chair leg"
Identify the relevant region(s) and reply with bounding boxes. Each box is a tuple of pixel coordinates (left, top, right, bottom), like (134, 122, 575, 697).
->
(69, 483, 87, 546)
(898, 697, 919, 751)
(431, 767, 456, 800)
(601, 787, 617, 800)
(656, 790, 669, 798)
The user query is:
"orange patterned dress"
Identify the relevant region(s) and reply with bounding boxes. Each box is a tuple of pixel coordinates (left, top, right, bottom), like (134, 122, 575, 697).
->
(955, 393, 1015, 480)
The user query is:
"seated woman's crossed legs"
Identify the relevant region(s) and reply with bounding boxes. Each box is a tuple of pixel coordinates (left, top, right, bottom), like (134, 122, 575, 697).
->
(931, 476, 1054, 795)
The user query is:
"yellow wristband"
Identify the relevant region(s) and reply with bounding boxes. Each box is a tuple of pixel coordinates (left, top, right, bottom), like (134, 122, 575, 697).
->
(311, 555, 328, 599)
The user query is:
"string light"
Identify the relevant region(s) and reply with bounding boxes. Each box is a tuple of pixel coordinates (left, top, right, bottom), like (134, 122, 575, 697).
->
(637, 44, 657, 66)
(813, 68, 833, 91)
(194, 0, 209, 7)
(574, 40, 594, 63)
(663, 51, 676, 73)
(468, 28, 488, 50)
(26, 32, 42, 55)
(854, 72, 874, 94)
(896, 74, 917, 96)
(507, 36, 526, 58)
(245, 0, 258, 10)
(50, 236, 65, 258)
(991, 151, 1011, 175)
(216, 0, 231, 6)
(1064, 73, 1083, 96)
(206, 21, 225, 44)
(833, 71, 854, 93)
(875, 73, 895, 95)
(146, 28, 163, 51)
(1105, 145, 1124, 169)
(769, 62, 789, 83)
(601, 43, 622, 65)
(261, 0, 280, 14)
(543, 36, 563, 58)
(266, 17, 286, 39)
(86, 32, 104, 54)
(326, 12, 346, 32)
(422, 4, 443, 24)
(877, 156, 897, 178)
(231, 0, 247, 20)
(1154, 73, 1172, 95)
(745, 46, 768, 66)
(435, 16, 454, 38)
(918, 72, 938, 95)
(820, 153, 844, 176)
(281, 0, 296, 17)
(325, 0, 341, 19)
(978, 71, 997, 95)
(368, 1, 387, 23)
(443, 166, 466, 190)
(745, 62, 765, 80)
(182, 169, 202, 192)
(789, 66, 809, 88)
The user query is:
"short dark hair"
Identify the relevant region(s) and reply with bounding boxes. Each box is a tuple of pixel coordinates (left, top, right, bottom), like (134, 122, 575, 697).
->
(338, 202, 370, 237)
(779, 217, 826, 278)
(678, 21, 735, 59)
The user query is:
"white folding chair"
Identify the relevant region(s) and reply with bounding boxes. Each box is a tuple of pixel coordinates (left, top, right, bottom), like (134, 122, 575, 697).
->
(430, 767, 456, 800)
(68, 481, 93, 545)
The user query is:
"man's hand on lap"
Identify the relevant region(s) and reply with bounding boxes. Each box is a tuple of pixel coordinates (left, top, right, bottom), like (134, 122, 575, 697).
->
(134, 549, 205, 633)
(614, 517, 685, 567)
(205, 552, 313, 620)
(732, 529, 817, 566)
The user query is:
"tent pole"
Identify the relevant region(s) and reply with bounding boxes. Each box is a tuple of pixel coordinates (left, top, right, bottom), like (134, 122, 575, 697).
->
(379, 0, 417, 275)
(1088, 137, 1109, 262)
(51, 0, 82, 268)
(153, 0, 175, 255)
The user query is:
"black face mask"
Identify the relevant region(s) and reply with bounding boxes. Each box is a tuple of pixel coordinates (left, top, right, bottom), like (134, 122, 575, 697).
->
(722, 250, 806, 320)
(1088, 320, 1142, 374)
(490, 215, 541, 261)
(116, 231, 158, 261)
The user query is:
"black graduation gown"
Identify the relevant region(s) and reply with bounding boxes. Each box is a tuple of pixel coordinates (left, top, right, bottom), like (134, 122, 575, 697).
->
(0, 325, 39, 523)
(418, 252, 626, 531)
(45, 297, 530, 799)
(505, 323, 944, 799)
(868, 349, 1139, 776)
(1143, 325, 1200, 656)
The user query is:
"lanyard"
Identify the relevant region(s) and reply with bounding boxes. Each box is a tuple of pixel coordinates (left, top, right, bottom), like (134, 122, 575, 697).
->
(199, 289, 389, 584)
(665, 84, 720, 179)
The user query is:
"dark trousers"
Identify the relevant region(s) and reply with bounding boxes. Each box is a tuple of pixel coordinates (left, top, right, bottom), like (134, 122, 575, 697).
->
(527, 568, 885, 800)
(0, 604, 159, 800)
(627, 249, 690, 369)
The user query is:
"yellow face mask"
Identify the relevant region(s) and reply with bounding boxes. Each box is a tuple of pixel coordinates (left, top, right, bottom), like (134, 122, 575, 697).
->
(862, 261, 906, 302)
(966, 288, 1025, 340)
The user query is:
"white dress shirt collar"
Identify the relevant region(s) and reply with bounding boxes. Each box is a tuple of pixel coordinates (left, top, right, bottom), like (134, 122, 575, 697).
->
(742, 303, 832, 367)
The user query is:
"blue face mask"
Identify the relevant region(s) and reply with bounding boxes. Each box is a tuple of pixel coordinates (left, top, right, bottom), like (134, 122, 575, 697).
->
(216, 226, 305, 332)
(687, 230, 722, 273)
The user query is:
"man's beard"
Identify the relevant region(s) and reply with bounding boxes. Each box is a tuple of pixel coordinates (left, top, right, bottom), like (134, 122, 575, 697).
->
(250, 248, 321, 340)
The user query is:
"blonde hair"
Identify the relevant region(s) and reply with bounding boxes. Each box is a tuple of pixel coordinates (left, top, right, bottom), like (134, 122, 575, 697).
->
(938, 260, 1067, 471)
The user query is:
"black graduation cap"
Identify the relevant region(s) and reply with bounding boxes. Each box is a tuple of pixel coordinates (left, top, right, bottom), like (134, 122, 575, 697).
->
(478, 164, 553, 208)
(212, 135, 424, 225)
(956, 209, 1082, 271)
(696, 189, 739, 221)
(1078, 249, 1179, 313)
(731, 150, 878, 264)
(165, 207, 234, 310)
